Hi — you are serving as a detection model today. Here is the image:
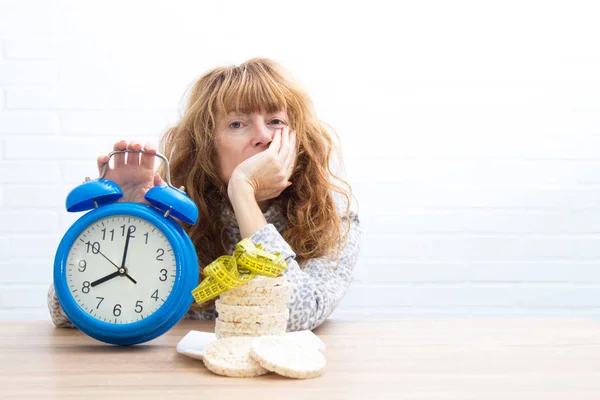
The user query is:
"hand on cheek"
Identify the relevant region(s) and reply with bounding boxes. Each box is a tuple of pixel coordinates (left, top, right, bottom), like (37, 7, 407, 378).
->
(228, 126, 297, 202)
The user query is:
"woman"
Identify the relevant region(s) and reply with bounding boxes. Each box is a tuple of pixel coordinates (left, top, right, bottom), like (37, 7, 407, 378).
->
(48, 57, 361, 332)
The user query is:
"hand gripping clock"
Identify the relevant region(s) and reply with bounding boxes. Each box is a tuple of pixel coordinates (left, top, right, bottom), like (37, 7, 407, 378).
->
(54, 149, 199, 346)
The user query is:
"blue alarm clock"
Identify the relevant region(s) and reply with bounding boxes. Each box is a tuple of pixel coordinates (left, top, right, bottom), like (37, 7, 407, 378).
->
(54, 149, 199, 346)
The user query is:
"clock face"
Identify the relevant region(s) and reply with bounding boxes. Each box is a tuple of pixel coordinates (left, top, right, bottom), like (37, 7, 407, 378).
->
(66, 215, 177, 324)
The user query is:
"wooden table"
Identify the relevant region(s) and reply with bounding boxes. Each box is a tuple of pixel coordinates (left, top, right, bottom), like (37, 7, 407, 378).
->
(1, 319, 600, 399)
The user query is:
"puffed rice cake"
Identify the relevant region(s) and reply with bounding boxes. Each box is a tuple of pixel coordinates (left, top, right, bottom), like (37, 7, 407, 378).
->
(250, 336, 326, 379)
(225, 275, 288, 296)
(215, 299, 288, 316)
(218, 309, 289, 324)
(202, 337, 269, 378)
(216, 318, 287, 334)
(215, 276, 291, 339)
(215, 319, 287, 339)
(219, 284, 291, 307)
(215, 325, 286, 339)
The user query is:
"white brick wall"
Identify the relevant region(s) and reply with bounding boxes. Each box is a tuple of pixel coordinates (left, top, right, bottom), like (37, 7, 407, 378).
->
(1, 0, 600, 321)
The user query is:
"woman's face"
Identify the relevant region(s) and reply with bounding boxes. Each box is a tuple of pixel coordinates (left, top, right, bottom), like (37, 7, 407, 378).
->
(214, 109, 290, 184)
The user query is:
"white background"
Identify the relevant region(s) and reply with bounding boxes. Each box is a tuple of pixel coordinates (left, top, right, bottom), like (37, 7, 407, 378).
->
(1, 0, 600, 320)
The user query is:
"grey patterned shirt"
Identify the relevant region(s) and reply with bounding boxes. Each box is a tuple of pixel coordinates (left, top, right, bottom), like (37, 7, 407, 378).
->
(47, 192, 361, 332)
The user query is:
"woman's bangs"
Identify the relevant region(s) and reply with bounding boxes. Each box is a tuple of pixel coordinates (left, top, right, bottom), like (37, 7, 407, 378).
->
(215, 71, 288, 116)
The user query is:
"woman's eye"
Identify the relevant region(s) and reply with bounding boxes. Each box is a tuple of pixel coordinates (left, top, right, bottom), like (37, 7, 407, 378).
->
(229, 121, 242, 129)
(270, 119, 285, 125)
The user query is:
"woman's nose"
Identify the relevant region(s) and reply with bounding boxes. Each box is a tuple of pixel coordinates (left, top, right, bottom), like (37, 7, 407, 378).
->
(251, 124, 274, 148)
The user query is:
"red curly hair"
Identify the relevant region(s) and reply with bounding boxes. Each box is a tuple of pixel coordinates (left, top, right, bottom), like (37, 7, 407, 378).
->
(156, 58, 354, 310)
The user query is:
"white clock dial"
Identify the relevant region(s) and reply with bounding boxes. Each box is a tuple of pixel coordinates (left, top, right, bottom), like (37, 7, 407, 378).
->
(66, 215, 177, 324)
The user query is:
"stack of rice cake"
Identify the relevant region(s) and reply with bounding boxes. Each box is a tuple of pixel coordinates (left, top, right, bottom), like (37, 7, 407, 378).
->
(215, 275, 291, 338)
(206, 276, 327, 379)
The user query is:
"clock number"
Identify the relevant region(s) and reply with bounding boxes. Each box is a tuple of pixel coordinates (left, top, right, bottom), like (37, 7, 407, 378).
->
(156, 248, 164, 261)
(144, 232, 149, 244)
(85, 241, 100, 254)
(113, 304, 122, 317)
(82, 281, 90, 294)
(96, 297, 104, 309)
(78, 260, 87, 272)
(101, 228, 115, 241)
(159, 269, 167, 281)
(135, 301, 143, 313)
(151, 289, 159, 302)
(121, 224, 136, 237)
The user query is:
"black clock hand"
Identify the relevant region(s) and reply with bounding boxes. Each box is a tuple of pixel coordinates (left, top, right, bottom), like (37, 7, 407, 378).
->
(96, 248, 119, 269)
(90, 243, 137, 284)
(121, 226, 134, 268)
(91, 270, 121, 287)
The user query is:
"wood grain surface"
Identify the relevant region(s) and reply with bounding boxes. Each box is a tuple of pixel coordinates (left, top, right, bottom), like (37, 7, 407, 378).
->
(1, 318, 600, 399)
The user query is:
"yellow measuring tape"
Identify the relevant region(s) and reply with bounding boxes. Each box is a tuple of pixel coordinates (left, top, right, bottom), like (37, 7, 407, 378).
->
(191, 238, 288, 305)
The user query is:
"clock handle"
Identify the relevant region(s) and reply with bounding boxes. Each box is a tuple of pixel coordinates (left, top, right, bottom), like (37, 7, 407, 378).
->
(97, 149, 186, 194)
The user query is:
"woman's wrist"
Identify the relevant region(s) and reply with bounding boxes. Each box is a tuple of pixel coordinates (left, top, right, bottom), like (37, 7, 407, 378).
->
(227, 176, 253, 201)
(227, 178, 268, 239)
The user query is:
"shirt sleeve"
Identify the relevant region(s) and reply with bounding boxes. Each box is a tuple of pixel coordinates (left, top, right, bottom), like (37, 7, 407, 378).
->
(181, 306, 218, 321)
(47, 283, 76, 328)
(249, 195, 361, 332)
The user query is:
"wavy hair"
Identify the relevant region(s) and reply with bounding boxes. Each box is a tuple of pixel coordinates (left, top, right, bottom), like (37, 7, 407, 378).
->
(157, 58, 354, 308)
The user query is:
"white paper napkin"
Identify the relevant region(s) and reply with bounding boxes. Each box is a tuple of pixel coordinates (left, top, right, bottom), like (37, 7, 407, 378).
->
(176, 330, 326, 360)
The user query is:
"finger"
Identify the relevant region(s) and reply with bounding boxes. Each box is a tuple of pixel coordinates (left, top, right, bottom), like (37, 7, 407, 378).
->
(141, 142, 157, 170)
(282, 130, 297, 176)
(153, 174, 167, 187)
(269, 128, 283, 154)
(126, 141, 143, 166)
(113, 140, 128, 167)
(97, 154, 110, 176)
(278, 126, 289, 158)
